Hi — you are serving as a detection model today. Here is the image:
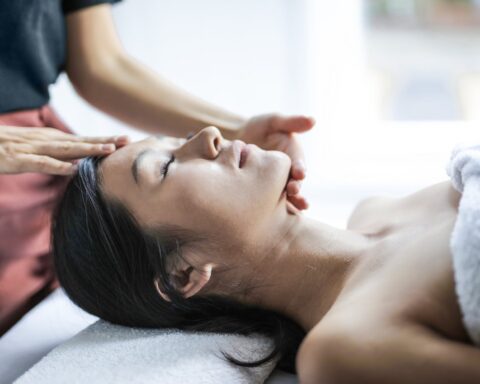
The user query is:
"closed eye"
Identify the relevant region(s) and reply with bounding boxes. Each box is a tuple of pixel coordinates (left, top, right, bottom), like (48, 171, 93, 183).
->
(161, 154, 175, 177)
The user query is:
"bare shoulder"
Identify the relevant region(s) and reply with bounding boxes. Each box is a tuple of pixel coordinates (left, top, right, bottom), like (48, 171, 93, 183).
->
(296, 308, 480, 384)
(401, 180, 460, 210)
(346, 181, 459, 232)
(296, 309, 384, 383)
(346, 195, 397, 231)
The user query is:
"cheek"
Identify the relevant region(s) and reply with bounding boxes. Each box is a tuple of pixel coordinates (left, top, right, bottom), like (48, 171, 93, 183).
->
(251, 150, 291, 197)
(165, 166, 239, 229)
(162, 155, 289, 237)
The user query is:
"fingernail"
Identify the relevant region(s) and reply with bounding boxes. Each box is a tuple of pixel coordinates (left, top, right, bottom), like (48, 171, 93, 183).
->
(115, 135, 130, 142)
(102, 144, 115, 151)
(296, 160, 306, 172)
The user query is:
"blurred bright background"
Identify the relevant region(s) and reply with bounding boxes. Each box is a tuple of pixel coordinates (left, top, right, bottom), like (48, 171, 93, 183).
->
(51, 0, 480, 227)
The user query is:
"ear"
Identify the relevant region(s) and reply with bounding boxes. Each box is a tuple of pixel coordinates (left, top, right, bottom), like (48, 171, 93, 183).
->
(153, 260, 213, 302)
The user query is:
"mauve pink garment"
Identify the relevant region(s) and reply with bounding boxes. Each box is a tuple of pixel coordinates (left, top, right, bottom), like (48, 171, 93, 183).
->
(0, 105, 72, 336)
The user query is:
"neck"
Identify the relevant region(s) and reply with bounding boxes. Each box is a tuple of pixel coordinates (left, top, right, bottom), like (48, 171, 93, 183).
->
(242, 214, 372, 332)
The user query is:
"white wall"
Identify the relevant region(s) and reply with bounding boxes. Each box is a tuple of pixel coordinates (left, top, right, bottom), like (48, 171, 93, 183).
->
(50, 0, 368, 226)
(50, 1, 476, 227)
(51, 0, 310, 141)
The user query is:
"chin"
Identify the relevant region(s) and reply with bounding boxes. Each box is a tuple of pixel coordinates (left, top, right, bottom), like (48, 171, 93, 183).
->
(263, 150, 291, 196)
(263, 149, 290, 167)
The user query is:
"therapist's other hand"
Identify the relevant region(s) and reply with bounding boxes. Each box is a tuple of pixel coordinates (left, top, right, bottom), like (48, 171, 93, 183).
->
(240, 114, 314, 211)
(0, 126, 130, 175)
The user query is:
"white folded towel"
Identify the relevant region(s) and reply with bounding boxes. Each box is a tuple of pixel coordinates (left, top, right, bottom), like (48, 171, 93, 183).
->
(447, 143, 480, 345)
(14, 320, 276, 384)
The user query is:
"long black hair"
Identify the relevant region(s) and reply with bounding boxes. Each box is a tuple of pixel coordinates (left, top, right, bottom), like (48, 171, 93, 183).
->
(52, 156, 305, 373)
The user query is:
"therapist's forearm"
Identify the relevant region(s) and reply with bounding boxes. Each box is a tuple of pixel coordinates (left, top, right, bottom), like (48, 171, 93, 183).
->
(70, 53, 246, 140)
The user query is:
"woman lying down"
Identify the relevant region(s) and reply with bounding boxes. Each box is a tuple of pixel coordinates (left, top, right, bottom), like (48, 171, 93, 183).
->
(53, 126, 480, 384)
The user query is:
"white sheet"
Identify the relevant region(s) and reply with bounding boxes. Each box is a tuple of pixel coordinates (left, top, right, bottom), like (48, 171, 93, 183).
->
(0, 289, 297, 384)
(0, 289, 97, 384)
(15, 320, 277, 384)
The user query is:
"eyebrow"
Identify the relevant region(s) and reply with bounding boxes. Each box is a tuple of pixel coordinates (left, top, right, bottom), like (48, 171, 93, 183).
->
(131, 148, 155, 185)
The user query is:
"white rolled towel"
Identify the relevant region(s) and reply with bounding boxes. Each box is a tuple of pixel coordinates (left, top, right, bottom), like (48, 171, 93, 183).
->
(14, 320, 277, 384)
(447, 143, 480, 345)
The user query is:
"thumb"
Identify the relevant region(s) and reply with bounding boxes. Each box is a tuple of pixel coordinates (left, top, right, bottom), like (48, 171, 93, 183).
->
(272, 115, 315, 133)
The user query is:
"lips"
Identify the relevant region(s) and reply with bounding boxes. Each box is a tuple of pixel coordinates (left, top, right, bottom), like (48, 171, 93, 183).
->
(231, 140, 251, 168)
(239, 144, 250, 168)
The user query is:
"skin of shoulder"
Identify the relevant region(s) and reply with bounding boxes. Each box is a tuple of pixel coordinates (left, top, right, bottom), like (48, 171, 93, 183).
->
(346, 195, 396, 232)
(296, 313, 480, 384)
(296, 310, 398, 384)
(297, 181, 469, 384)
(346, 181, 459, 233)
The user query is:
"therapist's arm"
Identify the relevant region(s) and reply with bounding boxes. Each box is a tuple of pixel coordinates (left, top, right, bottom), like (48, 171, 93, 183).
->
(65, 4, 313, 210)
(65, 4, 246, 139)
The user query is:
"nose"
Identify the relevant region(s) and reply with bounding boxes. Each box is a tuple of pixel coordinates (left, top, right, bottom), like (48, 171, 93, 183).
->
(174, 126, 223, 161)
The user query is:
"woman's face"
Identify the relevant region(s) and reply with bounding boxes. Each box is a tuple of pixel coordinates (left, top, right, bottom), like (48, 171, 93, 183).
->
(100, 127, 291, 246)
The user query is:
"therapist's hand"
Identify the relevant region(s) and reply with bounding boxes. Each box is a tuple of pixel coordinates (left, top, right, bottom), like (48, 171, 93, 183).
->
(0, 126, 130, 175)
(240, 114, 315, 210)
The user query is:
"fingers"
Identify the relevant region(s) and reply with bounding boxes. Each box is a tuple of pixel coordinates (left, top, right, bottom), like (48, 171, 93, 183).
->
(0, 127, 131, 148)
(286, 179, 309, 210)
(287, 193, 309, 211)
(33, 141, 117, 160)
(0, 127, 132, 175)
(54, 133, 130, 146)
(286, 200, 301, 215)
(291, 160, 306, 181)
(286, 179, 301, 196)
(16, 154, 77, 175)
(283, 137, 306, 181)
(73, 135, 130, 147)
(271, 115, 315, 134)
(30, 129, 131, 146)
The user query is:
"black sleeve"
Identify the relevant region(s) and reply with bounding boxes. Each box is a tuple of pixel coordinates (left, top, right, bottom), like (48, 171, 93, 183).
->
(63, 0, 122, 14)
